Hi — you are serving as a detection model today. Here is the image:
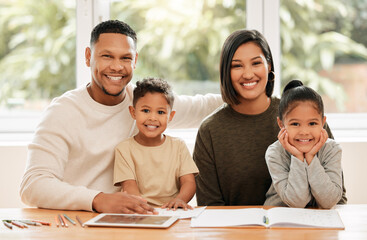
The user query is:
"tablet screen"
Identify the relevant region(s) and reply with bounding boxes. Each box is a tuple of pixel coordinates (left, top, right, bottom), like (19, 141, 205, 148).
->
(96, 215, 171, 225)
(84, 214, 178, 228)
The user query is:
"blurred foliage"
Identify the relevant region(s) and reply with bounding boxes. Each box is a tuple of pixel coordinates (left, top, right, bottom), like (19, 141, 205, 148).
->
(0, 0, 75, 106)
(0, 0, 366, 111)
(111, 0, 246, 83)
(280, 0, 367, 110)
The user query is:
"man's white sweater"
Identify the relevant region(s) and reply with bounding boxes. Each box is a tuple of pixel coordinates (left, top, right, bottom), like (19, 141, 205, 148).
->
(20, 83, 222, 211)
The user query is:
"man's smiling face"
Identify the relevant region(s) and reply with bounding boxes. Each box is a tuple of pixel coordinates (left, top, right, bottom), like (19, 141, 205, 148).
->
(86, 33, 138, 105)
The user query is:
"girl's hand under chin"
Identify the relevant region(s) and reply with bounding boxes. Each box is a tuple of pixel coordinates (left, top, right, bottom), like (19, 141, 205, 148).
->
(278, 128, 304, 161)
(304, 129, 329, 165)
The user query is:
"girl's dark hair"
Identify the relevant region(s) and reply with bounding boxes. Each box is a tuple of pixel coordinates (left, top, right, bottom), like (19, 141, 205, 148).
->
(90, 20, 137, 48)
(279, 80, 324, 121)
(220, 29, 275, 105)
(133, 77, 174, 109)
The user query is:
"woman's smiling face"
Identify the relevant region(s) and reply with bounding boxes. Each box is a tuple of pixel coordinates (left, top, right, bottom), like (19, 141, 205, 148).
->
(230, 42, 270, 103)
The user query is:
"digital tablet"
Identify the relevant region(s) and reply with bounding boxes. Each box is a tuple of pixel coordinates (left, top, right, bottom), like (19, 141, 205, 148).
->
(83, 213, 178, 228)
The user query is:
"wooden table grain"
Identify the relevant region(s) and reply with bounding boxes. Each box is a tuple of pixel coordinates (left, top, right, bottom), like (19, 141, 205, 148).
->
(1, 205, 367, 240)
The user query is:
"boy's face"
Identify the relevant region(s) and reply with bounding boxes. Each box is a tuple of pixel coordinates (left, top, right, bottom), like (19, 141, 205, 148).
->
(279, 101, 326, 153)
(129, 92, 175, 145)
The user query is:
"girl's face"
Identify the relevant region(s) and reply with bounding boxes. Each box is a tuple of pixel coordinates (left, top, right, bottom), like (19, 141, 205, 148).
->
(279, 101, 326, 153)
(230, 42, 270, 103)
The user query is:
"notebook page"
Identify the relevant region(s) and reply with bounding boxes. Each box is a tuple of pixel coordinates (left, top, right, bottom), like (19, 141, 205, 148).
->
(267, 207, 344, 228)
(191, 208, 266, 227)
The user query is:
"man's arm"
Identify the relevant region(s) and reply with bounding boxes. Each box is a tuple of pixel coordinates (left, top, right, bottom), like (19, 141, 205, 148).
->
(92, 192, 154, 214)
(20, 105, 99, 211)
(169, 93, 223, 128)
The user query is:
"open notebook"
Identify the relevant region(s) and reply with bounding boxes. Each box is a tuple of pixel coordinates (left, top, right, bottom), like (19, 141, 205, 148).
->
(191, 207, 344, 229)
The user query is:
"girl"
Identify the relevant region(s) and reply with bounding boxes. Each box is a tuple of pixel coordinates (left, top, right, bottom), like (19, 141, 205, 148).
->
(193, 29, 346, 206)
(264, 80, 343, 208)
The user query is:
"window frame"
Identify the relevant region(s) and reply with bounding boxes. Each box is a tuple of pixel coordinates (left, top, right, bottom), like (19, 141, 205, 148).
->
(1, 0, 366, 144)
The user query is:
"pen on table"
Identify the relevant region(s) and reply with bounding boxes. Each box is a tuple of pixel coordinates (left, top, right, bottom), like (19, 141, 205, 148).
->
(55, 215, 60, 227)
(63, 214, 76, 225)
(58, 214, 65, 227)
(3, 221, 12, 229)
(60, 214, 69, 227)
(76, 215, 84, 228)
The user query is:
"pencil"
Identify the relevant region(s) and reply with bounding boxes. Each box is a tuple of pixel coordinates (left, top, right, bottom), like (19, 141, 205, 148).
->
(31, 219, 51, 226)
(63, 214, 76, 225)
(11, 220, 26, 228)
(55, 215, 60, 227)
(58, 214, 65, 227)
(19, 220, 42, 226)
(60, 214, 69, 227)
(3, 221, 12, 229)
(76, 215, 84, 228)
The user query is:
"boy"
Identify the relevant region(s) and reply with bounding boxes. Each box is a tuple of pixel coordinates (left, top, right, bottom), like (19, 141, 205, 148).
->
(114, 77, 198, 210)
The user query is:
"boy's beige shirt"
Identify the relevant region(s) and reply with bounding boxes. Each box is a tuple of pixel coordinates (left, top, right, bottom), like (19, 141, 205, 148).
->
(114, 135, 198, 206)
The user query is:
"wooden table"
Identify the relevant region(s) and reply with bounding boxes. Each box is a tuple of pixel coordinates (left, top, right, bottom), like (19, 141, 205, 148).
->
(1, 205, 367, 240)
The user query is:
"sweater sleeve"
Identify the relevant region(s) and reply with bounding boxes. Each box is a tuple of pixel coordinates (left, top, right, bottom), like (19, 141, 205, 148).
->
(193, 124, 225, 206)
(266, 143, 312, 208)
(306, 140, 343, 209)
(169, 93, 223, 129)
(20, 101, 100, 211)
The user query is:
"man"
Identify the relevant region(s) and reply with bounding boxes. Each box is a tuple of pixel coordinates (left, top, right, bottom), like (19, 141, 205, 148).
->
(20, 20, 222, 213)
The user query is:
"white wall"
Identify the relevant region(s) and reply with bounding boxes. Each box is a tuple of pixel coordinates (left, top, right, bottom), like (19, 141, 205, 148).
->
(0, 145, 28, 208)
(0, 141, 365, 208)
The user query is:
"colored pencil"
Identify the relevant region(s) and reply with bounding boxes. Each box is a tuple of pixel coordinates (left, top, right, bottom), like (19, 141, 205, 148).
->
(60, 214, 69, 227)
(55, 215, 60, 227)
(11, 220, 26, 228)
(3, 221, 12, 229)
(63, 214, 76, 225)
(58, 214, 65, 227)
(76, 215, 84, 228)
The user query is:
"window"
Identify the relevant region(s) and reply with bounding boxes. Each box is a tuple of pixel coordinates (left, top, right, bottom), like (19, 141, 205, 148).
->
(0, 0, 76, 143)
(280, 0, 367, 141)
(1, 0, 367, 143)
(110, 0, 246, 95)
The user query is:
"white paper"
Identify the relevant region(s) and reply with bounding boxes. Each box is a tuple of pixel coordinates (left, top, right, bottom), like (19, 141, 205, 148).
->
(155, 207, 206, 219)
(190, 208, 265, 227)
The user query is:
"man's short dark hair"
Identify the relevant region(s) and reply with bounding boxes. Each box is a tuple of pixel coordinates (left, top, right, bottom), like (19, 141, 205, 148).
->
(90, 20, 137, 48)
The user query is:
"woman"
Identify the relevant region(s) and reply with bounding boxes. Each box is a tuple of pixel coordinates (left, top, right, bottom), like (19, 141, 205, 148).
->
(193, 29, 345, 206)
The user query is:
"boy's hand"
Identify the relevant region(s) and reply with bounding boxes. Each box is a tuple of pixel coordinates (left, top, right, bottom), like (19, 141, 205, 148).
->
(161, 198, 193, 211)
(278, 128, 304, 161)
(304, 129, 328, 165)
